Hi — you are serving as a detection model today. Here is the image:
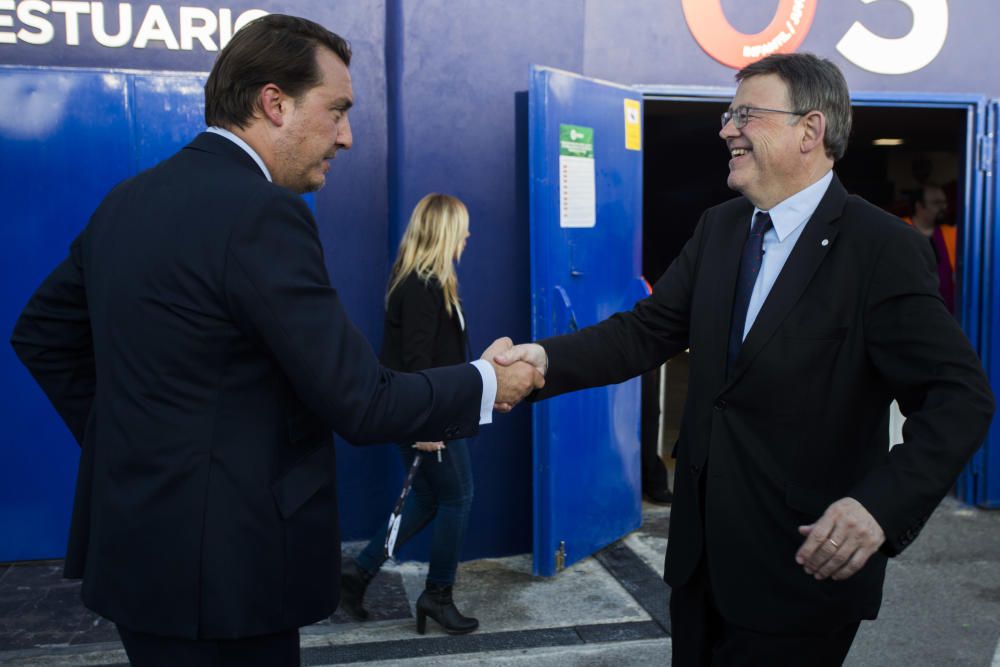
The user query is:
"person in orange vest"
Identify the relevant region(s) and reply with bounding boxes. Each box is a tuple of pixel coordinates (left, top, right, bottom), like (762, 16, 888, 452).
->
(903, 184, 957, 313)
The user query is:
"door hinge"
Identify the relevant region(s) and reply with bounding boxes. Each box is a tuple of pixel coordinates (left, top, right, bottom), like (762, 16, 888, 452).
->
(978, 133, 994, 174)
(555, 540, 566, 572)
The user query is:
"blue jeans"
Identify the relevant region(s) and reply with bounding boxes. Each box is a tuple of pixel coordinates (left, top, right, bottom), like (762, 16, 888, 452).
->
(356, 439, 474, 586)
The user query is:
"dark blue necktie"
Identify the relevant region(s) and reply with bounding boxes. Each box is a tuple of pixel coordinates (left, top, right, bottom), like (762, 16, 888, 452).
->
(727, 211, 772, 372)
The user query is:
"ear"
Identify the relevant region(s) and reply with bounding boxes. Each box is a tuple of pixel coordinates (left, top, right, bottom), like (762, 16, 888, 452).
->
(258, 83, 287, 127)
(800, 110, 826, 155)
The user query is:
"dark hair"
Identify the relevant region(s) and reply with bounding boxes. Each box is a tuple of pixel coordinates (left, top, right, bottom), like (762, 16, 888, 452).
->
(736, 53, 852, 161)
(204, 14, 352, 129)
(907, 183, 942, 213)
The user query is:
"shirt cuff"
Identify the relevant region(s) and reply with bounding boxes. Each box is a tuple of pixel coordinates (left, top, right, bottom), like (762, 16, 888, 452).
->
(470, 359, 496, 425)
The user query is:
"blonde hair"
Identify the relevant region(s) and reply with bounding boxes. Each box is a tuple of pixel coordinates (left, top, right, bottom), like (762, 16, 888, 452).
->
(387, 193, 469, 316)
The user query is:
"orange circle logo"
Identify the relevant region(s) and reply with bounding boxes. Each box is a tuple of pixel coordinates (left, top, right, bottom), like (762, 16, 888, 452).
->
(682, 0, 818, 69)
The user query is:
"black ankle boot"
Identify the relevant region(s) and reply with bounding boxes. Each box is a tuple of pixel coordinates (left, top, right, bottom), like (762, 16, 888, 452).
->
(339, 560, 374, 621)
(415, 582, 479, 635)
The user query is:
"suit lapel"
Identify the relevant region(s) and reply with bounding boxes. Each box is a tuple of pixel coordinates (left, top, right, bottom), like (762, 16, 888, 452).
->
(707, 201, 755, 385)
(723, 175, 848, 389)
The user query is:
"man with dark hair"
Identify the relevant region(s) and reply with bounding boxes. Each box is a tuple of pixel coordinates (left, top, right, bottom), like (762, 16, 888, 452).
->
(11, 13, 541, 666)
(904, 183, 957, 312)
(497, 53, 993, 665)
(203, 14, 353, 131)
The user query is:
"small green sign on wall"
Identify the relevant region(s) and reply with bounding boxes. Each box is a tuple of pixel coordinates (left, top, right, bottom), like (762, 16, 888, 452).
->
(559, 124, 596, 228)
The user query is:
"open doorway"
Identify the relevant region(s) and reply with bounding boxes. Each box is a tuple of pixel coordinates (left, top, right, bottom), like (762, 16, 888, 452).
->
(639, 94, 972, 492)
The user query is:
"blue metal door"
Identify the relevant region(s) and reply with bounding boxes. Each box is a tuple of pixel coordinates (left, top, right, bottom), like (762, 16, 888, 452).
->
(959, 99, 999, 507)
(529, 66, 647, 575)
(0, 67, 206, 561)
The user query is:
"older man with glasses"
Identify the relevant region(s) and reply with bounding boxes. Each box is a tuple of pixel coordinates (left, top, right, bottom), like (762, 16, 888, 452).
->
(496, 53, 993, 666)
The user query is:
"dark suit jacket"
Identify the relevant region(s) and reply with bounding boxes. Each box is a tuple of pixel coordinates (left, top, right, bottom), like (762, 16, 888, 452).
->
(380, 273, 469, 373)
(10, 132, 483, 639)
(535, 174, 994, 632)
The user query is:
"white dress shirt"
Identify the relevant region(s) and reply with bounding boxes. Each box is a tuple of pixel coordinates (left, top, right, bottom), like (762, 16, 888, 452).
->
(206, 126, 273, 182)
(742, 170, 833, 340)
(204, 126, 497, 423)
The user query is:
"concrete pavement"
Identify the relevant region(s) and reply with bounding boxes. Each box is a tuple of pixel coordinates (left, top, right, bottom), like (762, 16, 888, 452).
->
(1, 497, 997, 666)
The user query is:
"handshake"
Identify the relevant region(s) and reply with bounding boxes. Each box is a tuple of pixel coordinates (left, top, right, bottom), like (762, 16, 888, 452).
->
(480, 338, 548, 412)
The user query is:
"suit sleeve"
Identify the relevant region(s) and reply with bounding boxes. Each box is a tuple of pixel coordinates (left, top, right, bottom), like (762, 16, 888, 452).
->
(397, 277, 442, 372)
(850, 226, 994, 555)
(223, 193, 481, 445)
(10, 235, 95, 445)
(535, 212, 706, 399)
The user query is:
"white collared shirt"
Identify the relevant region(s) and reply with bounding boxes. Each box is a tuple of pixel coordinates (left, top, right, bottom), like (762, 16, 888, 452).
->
(742, 170, 833, 340)
(206, 126, 273, 182)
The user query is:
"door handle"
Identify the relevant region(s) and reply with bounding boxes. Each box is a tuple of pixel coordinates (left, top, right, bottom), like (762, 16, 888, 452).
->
(553, 285, 579, 334)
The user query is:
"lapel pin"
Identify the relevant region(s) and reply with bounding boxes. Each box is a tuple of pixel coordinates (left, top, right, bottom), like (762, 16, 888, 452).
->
(821, 239, 829, 246)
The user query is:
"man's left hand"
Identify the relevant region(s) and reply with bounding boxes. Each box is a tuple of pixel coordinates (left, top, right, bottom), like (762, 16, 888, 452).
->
(795, 497, 885, 581)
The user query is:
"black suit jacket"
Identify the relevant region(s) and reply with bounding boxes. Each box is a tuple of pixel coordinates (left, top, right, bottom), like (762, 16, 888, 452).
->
(381, 273, 469, 373)
(535, 174, 994, 632)
(10, 132, 483, 639)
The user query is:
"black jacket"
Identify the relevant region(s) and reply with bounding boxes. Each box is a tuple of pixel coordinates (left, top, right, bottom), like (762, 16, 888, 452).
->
(380, 273, 469, 372)
(534, 175, 994, 632)
(10, 132, 482, 639)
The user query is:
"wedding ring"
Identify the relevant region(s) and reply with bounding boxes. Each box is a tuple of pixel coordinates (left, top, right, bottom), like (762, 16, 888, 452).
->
(827, 538, 840, 548)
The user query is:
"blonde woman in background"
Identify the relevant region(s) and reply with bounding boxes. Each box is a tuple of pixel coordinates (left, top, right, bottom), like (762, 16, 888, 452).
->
(340, 194, 479, 635)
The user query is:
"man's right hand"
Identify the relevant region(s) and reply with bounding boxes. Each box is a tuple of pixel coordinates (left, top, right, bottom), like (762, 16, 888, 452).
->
(481, 338, 545, 410)
(495, 343, 548, 376)
(492, 342, 548, 411)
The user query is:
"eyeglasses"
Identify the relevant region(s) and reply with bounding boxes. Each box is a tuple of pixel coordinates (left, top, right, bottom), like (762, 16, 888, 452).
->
(721, 105, 806, 129)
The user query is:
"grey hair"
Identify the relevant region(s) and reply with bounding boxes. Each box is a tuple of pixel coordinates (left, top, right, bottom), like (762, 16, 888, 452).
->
(736, 53, 852, 161)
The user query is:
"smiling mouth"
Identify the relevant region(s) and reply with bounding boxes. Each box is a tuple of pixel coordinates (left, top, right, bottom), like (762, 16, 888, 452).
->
(730, 147, 751, 158)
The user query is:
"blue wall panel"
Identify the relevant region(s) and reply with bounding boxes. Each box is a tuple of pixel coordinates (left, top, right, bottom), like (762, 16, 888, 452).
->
(0, 67, 223, 561)
(0, 68, 134, 561)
